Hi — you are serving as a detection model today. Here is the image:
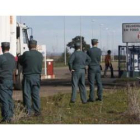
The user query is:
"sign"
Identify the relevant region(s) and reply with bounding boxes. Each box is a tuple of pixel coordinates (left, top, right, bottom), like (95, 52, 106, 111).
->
(37, 45, 46, 57)
(122, 23, 140, 43)
(37, 45, 47, 75)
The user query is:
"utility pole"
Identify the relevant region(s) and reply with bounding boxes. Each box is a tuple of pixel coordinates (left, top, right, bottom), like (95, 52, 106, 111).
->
(112, 30, 115, 61)
(126, 42, 129, 77)
(100, 24, 103, 62)
(92, 20, 95, 39)
(64, 16, 66, 65)
(100, 24, 103, 50)
(80, 16, 82, 51)
(106, 28, 109, 48)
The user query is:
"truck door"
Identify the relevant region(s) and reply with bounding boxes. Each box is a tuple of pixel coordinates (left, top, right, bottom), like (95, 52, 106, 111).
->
(21, 28, 29, 54)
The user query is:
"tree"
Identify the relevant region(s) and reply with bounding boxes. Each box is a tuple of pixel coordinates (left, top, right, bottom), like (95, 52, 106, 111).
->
(67, 36, 90, 51)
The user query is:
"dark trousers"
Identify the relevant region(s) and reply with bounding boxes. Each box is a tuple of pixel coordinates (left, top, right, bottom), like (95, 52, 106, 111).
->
(22, 75, 41, 114)
(88, 66, 103, 101)
(0, 80, 14, 121)
(104, 64, 114, 78)
(71, 69, 87, 103)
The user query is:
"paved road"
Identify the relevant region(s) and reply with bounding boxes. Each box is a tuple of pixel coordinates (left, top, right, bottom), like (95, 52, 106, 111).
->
(13, 66, 120, 101)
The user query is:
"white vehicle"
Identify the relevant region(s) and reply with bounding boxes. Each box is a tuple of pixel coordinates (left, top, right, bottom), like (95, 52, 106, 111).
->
(0, 16, 33, 89)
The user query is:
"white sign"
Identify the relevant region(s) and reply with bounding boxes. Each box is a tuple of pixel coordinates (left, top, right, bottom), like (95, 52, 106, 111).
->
(37, 44, 47, 75)
(37, 45, 46, 57)
(122, 23, 140, 43)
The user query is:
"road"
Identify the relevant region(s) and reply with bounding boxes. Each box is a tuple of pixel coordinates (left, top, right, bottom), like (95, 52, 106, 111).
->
(13, 66, 120, 101)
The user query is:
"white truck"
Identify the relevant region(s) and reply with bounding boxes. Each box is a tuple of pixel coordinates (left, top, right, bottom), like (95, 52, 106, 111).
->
(0, 16, 33, 89)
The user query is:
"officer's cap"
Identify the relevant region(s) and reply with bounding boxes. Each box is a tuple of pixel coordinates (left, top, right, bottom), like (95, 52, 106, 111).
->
(1, 42, 10, 49)
(107, 50, 111, 54)
(91, 39, 99, 44)
(75, 42, 81, 47)
(29, 40, 37, 46)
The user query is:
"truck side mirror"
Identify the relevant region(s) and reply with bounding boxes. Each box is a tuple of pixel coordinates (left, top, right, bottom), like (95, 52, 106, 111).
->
(17, 27, 20, 39)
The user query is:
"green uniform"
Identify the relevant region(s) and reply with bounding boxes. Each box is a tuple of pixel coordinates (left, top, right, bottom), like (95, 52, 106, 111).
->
(19, 50, 43, 114)
(87, 47, 103, 101)
(0, 52, 16, 121)
(68, 50, 91, 103)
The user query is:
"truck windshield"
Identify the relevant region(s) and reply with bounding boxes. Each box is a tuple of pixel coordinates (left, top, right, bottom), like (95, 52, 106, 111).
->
(22, 29, 29, 44)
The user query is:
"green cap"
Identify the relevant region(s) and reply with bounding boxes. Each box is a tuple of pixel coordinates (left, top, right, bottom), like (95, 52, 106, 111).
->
(1, 42, 10, 48)
(91, 39, 98, 44)
(29, 40, 37, 46)
(75, 42, 81, 47)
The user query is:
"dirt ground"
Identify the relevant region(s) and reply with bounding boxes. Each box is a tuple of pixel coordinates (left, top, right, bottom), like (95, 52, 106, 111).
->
(13, 62, 121, 101)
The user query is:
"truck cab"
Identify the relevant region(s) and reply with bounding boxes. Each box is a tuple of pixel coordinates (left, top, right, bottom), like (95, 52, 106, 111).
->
(15, 22, 33, 89)
(16, 23, 29, 55)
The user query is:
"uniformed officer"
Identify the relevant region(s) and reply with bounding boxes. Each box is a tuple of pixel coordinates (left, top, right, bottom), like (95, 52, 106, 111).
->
(0, 42, 16, 123)
(68, 42, 91, 104)
(87, 39, 103, 102)
(19, 40, 43, 116)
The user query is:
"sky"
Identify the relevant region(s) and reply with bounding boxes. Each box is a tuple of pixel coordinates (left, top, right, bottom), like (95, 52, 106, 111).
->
(17, 16, 140, 55)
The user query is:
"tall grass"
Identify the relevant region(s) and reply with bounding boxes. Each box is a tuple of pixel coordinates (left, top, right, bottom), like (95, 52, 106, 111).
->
(13, 101, 27, 123)
(125, 83, 140, 121)
(2, 86, 140, 124)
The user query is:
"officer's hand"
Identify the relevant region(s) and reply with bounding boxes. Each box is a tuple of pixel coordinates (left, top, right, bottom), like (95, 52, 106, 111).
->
(71, 70, 75, 73)
(17, 53, 21, 57)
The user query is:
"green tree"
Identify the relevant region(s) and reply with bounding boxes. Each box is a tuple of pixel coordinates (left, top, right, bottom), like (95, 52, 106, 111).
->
(67, 36, 90, 51)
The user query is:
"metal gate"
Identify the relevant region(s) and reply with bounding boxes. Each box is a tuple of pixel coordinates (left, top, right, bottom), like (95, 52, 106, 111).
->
(118, 45, 140, 77)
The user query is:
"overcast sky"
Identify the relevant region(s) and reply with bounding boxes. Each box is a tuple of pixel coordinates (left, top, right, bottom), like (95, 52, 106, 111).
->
(17, 16, 140, 54)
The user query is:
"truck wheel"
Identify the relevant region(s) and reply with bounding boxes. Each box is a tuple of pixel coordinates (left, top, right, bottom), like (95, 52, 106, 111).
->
(14, 66, 23, 90)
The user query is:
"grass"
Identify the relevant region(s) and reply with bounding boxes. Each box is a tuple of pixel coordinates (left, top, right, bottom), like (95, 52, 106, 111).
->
(1, 87, 140, 124)
(54, 62, 68, 67)
(115, 78, 137, 82)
